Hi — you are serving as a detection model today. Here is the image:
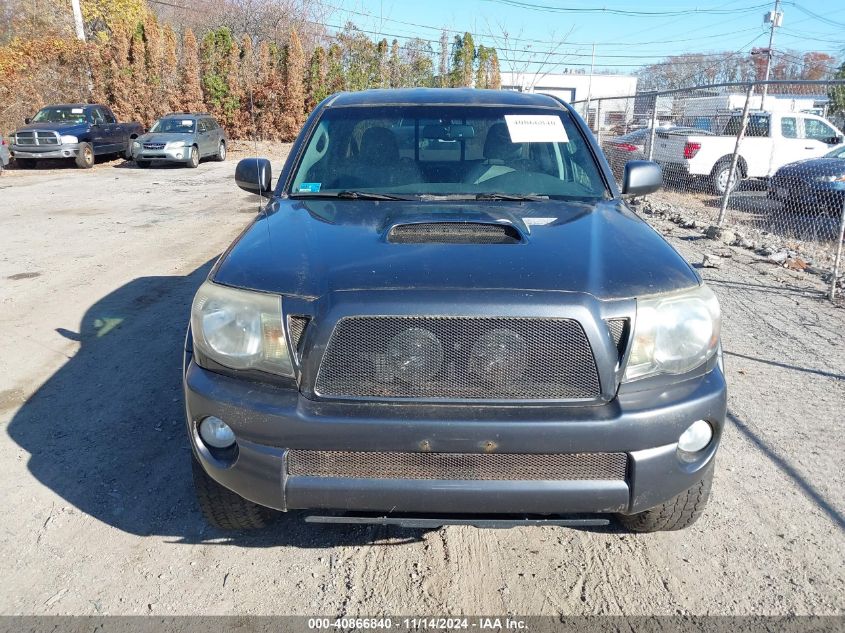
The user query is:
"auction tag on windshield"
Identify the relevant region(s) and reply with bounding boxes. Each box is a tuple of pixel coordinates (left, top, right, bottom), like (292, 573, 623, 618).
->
(298, 182, 321, 192)
(71, 108, 84, 114)
(504, 115, 568, 143)
(181, 120, 193, 126)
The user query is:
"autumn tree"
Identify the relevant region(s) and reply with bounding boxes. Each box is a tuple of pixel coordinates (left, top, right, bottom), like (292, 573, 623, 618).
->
(180, 28, 204, 113)
(829, 61, 845, 115)
(450, 32, 475, 87)
(129, 30, 150, 126)
(488, 49, 501, 89)
(402, 38, 436, 87)
(108, 27, 134, 121)
(388, 40, 401, 88)
(281, 29, 305, 141)
(161, 24, 180, 112)
(307, 46, 328, 109)
(326, 43, 344, 93)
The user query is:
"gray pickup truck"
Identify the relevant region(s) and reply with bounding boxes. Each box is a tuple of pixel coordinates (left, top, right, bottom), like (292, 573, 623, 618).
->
(11, 104, 143, 169)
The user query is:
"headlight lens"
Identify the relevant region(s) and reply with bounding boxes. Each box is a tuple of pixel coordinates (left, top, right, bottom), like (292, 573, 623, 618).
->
(814, 174, 845, 183)
(132, 141, 140, 149)
(190, 281, 293, 376)
(60, 135, 78, 144)
(623, 284, 721, 382)
(167, 140, 187, 148)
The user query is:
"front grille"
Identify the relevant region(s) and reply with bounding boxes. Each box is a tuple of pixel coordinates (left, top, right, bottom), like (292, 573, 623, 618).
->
(287, 450, 628, 480)
(388, 222, 522, 244)
(14, 131, 59, 146)
(315, 316, 601, 401)
(143, 142, 166, 150)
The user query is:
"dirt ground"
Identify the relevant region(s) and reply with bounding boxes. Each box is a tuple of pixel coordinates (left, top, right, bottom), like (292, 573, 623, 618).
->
(0, 145, 843, 616)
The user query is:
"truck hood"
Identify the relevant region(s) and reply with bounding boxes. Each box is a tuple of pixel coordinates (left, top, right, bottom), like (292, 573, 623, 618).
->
(212, 198, 700, 301)
(15, 122, 90, 135)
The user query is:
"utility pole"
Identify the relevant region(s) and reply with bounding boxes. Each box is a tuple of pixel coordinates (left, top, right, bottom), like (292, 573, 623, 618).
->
(760, 0, 782, 110)
(70, 0, 86, 41)
(585, 42, 595, 128)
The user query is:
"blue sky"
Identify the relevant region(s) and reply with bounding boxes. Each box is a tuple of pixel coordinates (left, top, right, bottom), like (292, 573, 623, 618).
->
(322, 0, 844, 73)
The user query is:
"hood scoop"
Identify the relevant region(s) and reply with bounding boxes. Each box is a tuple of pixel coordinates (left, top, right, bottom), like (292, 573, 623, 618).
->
(387, 221, 523, 244)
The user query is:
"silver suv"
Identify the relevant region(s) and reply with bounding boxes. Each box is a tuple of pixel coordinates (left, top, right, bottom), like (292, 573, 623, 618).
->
(132, 113, 227, 168)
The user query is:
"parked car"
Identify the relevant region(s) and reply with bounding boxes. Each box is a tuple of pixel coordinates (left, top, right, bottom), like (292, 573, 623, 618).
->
(10, 104, 143, 169)
(651, 110, 845, 194)
(0, 135, 10, 171)
(769, 145, 845, 214)
(184, 88, 725, 533)
(602, 127, 715, 181)
(132, 113, 226, 168)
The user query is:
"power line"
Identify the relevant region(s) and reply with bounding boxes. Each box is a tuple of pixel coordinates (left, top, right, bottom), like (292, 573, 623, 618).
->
(479, 0, 772, 17)
(787, 2, 845, 29)
(317, 0, 765, 49)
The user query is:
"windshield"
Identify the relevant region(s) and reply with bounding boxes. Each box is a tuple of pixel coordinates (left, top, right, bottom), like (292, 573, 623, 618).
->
(825, 146, 845, 159)
(290, 106, 608, 200)
(32, 106, 87, 124)
(150, 118, 196, 133)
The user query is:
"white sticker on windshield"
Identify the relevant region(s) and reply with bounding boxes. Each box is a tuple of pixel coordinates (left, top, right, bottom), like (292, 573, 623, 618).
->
(71, 108, 84, 114)
(181, 120, 193, 126)
(504, 115, 568, 143)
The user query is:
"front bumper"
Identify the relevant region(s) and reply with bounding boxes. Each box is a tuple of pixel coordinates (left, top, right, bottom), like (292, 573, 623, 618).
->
(770, 179, 845, 211)
(11, 143, 80, 159)
(133, 146, 189, 162)
(184, 357, 727, 516)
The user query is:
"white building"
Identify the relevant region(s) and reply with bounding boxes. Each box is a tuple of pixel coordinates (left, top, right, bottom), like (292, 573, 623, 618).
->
(501, 71, 638, 130)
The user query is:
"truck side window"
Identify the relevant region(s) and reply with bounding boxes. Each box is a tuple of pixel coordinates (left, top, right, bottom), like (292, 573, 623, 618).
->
(803, 118, 835, 141)
(90, 108, 105, 125)
(781, 117, 797, 138)
(101, 108, 116, 124)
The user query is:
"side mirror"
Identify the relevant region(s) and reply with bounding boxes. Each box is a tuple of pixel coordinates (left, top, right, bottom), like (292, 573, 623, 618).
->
(24, 117, 31, 124)
(235, 158, 272, 195)
(621, 160, 662, 197)
(831, 135, 844, 145)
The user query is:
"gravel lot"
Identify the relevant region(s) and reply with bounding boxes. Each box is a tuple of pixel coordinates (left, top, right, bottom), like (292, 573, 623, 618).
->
(0, 148, 843, 616)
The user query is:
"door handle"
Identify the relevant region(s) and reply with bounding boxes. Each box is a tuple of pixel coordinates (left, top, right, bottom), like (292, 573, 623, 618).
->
(804, 146, 814, 150)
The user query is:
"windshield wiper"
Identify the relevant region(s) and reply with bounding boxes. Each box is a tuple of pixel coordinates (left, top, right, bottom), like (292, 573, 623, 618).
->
(475, 193, 548, 201)
(290, 190, 413, 201)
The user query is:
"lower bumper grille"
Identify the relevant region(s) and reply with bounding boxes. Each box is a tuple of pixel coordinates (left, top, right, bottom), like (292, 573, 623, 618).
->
(287, 450, 628, 481)
(315, 316, 601, 401)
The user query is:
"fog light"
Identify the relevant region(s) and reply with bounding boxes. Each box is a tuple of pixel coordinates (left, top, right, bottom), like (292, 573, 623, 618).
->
(678, 420, 713, 453)
(176, 152, 183, 159)
(198, 416, 235, 449)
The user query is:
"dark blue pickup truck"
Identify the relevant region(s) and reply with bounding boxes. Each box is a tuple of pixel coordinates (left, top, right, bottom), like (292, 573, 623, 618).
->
(10, 104, 143, 169)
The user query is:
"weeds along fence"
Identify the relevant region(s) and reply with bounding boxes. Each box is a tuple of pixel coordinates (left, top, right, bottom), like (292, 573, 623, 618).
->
(572, 79, 845, 302)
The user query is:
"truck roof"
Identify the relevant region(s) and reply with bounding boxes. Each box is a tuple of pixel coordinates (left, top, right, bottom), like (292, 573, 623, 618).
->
(325, 88, 565, 109)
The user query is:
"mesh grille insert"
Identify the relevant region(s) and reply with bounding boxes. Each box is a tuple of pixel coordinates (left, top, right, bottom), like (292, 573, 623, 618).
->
(315, 316, 600, 401)
(288, 315, 310, 360)
(388, 222, 522, 244)
(287, 450, 628, 481)
(606, 318, 629, 360)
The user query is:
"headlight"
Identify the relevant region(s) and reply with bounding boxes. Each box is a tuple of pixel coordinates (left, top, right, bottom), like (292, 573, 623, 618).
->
(132, 141, 140, 149)
(190, 281, 293, 376)
(167, 140, 187, 149)
(623, 284, 721, 382)
(60, 135, 78, 144)
(814, 174, 845, 183)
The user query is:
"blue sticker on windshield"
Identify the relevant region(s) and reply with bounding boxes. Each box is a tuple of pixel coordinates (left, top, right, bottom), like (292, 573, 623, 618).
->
(299, 182, 321, 192)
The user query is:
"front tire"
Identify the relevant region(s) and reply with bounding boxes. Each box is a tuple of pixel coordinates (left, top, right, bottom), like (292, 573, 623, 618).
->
(191, 457, 276, 530)
(617, 463, 714, 533)
(135, 159, 150, 169)
(75, 143, 95, 169)
(186, 145, 199, 168)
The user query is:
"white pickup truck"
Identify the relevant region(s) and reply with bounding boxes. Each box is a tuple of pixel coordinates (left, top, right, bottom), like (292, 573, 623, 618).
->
(651, 110, 845, 194)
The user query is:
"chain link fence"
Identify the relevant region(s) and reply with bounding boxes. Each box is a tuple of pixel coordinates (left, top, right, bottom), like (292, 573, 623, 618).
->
(573, 80, 845, 302)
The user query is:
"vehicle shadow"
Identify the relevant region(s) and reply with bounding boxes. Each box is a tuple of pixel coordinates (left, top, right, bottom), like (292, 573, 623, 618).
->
(6, 259, 427, 547)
